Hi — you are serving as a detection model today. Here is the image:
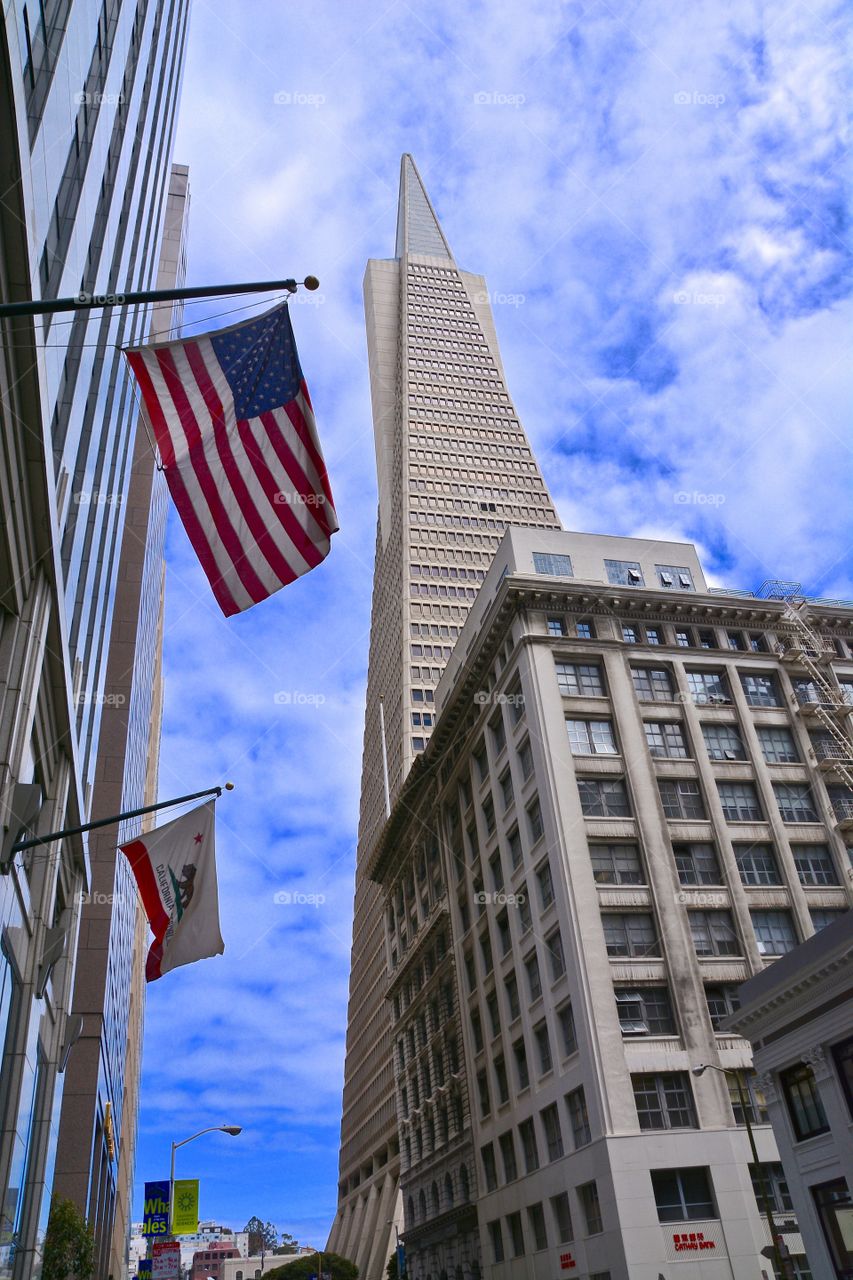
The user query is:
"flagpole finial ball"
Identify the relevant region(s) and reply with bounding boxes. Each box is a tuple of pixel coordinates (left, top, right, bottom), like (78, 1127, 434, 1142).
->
(224, 782, 235, 791)
(303, 276, 320, 291)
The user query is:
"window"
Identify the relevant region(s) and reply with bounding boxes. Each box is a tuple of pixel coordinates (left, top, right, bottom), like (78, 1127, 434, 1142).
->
(686, 670, 730, 704)
(622, 624, 639, 644)
(566, 718, 618, 755)
(651, 1168, 716, 1222)
(486, 990, 500, 1037)
(659, 779, 706, 820)
(504, 972, 520, 1021)
(578, 1181, 603, 1234)
(533, 551, 572, 576)
(495, 1055, 509, 1105)
(490, 853, 504, 891)
(657, 564, 695, 590)
(550, 1192, 573, 1243)
(589, 843, 644, 884)
(488, 1219, 504, 1263)
(727, 631, 745, 650)
(534, 1022, 552, 1074)
(547, 616, 567, 637)
(632, 666, 674, 702)
(793, 844, 839, 886)
(480, 930, 493, 975)
(757, 725, 799, 763)
(727, 1070, 768, 1124)
(749, 1163, 793, 1215)
(781, 1062, 829, 1140)
(519, 1118, 539, 1173)
(477, 1068, 490, 1118)
(528, 1202, 548, 1251)
(499, 1131, 517, 1182)
(774, 782, 819, 823)
(633, 1073, 697, 1129)
(525, 952, 542, 1001)
(689, 910, 741, 956)
(615, 986, 676, 1035)
(491, 713, 506, 755)
(497, 910, 511, 956)
(740, 673, 781, 707)
(578, 778, 630, 817)
(527, 798, 544, 842)
(646, 626, 662, 645)
(832, 1037, 853, 1119)
(605, 558, 644, 586)
(698, 628, 717, 649)
(507, 1211, 525, 1258)
(717, 781, 763, 821)
(557, 1002, 577, 1055)
(734, 843, 781, 885)
(499, 770, 513, 811)
(507, 826, 523, 869)
(752, 909, 798, 956)
(811, 908, 846, 932)
(471, 1009, 483, 1053)
(556, 662, 604, 697)
(540, 1103, 563, 1160)
(702, 722, 746, 760)
(675, 628, 693, 647)
(536, 859, 554, 908)
(749, 632, 767, 652)
(479, 1146, 499, 1192)
(603, 913, 660, 957)
(566, 1086, 591, 1146)
(673, 842, 721, 885)
(813, 1179, 853, 1278)
(518, 738, 534, 779)
(546, 928, 566, 980)
(513, 1037, 529, 1090)
(518, 889, 531, 934)
(645, 721, 689, 758)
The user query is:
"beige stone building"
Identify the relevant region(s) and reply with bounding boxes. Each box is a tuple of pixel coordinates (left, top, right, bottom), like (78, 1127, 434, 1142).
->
(329, 154, 853, 1279)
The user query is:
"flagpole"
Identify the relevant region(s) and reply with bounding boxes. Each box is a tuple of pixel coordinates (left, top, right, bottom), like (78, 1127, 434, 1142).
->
(7, 783, 234, 858)
(0, 276, 320, 320)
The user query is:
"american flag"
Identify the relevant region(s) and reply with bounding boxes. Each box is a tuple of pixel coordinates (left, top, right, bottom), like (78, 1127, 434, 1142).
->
(124, 303, 338, 616)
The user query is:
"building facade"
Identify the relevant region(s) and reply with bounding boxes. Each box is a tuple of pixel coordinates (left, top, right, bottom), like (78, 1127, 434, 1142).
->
(728, 912, 853, 1280)
(0, 1, 189, 1274)
(328, 154, 562, 1277)
(52, 163, 190, 1280)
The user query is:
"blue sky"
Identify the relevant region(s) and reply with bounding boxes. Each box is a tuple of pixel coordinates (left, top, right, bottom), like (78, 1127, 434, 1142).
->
(132, 0, 852, 1249)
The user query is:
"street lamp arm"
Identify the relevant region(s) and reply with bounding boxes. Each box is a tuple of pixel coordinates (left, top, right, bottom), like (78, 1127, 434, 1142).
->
(173, 1125, 234, 1151)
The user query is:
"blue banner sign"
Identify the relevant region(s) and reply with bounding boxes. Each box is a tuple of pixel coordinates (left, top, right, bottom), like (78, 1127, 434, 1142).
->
(141, 1180, 171, 1239)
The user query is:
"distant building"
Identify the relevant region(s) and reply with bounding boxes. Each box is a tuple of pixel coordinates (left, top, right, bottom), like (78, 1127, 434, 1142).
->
(220, 1251, 317, 1280)
(728, 912, 853, 1279)
(190, 1240, 238, 1280)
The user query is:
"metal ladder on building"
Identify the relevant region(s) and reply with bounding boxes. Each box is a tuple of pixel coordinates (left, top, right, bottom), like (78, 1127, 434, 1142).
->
(777, 597, 853, 793)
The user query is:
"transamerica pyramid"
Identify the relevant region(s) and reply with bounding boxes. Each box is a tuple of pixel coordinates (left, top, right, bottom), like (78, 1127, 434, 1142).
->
(327, 155, 562, 1277)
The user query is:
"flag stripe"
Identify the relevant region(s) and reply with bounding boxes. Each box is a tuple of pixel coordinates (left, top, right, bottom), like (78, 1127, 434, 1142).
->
(121, 838, 170, 981)
(263, 405, 336, 541)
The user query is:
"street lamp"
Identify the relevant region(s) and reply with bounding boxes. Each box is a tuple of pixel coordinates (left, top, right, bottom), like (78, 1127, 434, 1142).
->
(169, 1125, 242, 1238)
(692, 1065, 791, 1278)
(387, 1219, 404, 1275)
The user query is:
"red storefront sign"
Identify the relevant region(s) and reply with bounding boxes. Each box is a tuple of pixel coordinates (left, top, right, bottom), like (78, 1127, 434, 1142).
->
(559, 1251, 577, 1270)
(672, 1230, 716, 1252)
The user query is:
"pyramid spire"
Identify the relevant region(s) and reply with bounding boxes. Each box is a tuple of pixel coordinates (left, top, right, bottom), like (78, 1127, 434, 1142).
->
(394, 154, 454, 260)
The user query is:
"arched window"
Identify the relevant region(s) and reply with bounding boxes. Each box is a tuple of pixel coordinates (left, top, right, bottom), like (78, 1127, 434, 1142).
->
(236, 1273, 243, 1280)
(444, 1171, 454, 1207)
(407, 1194, 415, 1226)
(459, 1163, 470, 1201)
(431, 1180, 440, 1216)
(419, 1188, 427, 1221)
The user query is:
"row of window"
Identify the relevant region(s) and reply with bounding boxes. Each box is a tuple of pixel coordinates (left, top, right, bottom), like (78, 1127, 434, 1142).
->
(487, 1181, 602, 1262)
(534, 555, 696, 591)
(575, 772, 830, 825)
(602, 905, 846, 959)
(591, 838, 844, 888)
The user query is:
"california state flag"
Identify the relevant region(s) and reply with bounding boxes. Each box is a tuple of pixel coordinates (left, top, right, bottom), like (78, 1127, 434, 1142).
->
(120, 801, 224, 981)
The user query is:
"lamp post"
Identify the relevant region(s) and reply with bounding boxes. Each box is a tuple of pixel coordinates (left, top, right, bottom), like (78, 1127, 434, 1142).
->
(387, 1218, 404, 1276)
(169, 1125, 242, 1239)
(692, 1065, 791, 1278)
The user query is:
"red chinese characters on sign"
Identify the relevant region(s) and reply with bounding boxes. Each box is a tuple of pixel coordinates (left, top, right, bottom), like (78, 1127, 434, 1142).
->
(560, 1252, 577, 1270)
(673, 1231, 716, 1252)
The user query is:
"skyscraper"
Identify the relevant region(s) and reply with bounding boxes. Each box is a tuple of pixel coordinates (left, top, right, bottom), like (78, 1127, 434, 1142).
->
(328, 155, 562, 1277)
(0, 4, 189, 1274)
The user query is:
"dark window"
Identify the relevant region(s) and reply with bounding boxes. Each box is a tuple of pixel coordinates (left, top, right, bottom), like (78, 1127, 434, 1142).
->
(734, 843, 781, 886)
(534, 1022, 552, 1075)
(488, 1219, 504, 1263)
(589, 843, 644, 885)
(551, 1191, 573, 1243)
(513, 1037, 529, 1090)
(578, 1181, 603, 1234)
(527, 798, 544, 843)
(812, 1179, 853, 1277)
(740, 673, 781, 706)
(505, 972, 520, 1021)
(499, 1131, 517, 1183)
(525, 952, 542, 1002)
(540, 1103, 563, 1161)
(727, 1071, 768, 1125)
(689, 910, 741, 957)
(645, 721, 689, 758)
(546, 928, 566, 981)
(752, 909, 798, 956)
(519, 1117, 539, 1173)
(811, 908, 847, 933)
(566, 1086, 591, 1146)
(547, 616, 567, 637)
(578, 778, 631, 817)
(686, 670, 730, 704)
(705, 984, 740, 1030)
(749, 1163, 793, 1215)
(757, 726, 799, 763)
(651, 1168, 716, 1222)
(632, 667, 674, 702)
(605, 559, 644, 586)
(702, 722, 746, 760)
(528, 1202, 548, 1252)
(632, 1073, 697, 1129)
(557, 1002, 577, 1056)
(673, 842, 721, 885)
(774, 783, 819, 823)
(536, 859, 554, 908)
(603, 913, 659, 958)
(717, 781, 763, 821)
(507, 1210, 524, 1258)
(616, 986, 676, 1035)
(659, 778, 706, 820)
(832, 1038, 853, 1119)
(781, 1062, 829, 1140)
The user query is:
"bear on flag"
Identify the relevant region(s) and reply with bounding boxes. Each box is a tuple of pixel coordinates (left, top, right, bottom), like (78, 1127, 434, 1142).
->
(121, 801, 223, 981)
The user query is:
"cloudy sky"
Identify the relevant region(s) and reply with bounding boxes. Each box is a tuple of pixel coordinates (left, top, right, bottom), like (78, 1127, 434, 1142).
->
(132, 0, 852, 1248)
